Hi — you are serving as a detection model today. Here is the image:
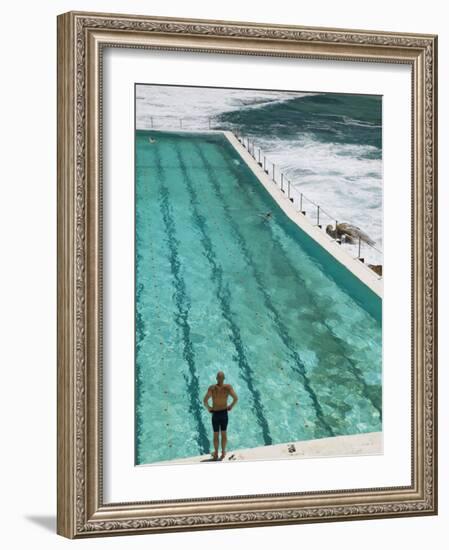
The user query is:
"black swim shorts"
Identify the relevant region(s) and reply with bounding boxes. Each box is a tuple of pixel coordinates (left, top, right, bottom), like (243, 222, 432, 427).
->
(211, 409, 228, 432)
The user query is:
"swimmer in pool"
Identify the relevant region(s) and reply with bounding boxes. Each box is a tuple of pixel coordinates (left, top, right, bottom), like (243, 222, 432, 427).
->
(203, 371, 238, 460)
(259, 211, 272, 221)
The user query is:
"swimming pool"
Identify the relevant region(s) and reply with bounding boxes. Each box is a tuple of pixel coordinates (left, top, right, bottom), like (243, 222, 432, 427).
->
(135, 130, 382, 465)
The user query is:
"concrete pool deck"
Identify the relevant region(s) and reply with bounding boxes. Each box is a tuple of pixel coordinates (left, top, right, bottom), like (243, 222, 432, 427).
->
(144, 432, 382, 466)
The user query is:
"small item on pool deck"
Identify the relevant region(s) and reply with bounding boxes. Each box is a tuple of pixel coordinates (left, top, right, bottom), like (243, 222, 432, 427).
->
(288, 444, 296, 454)
(228, 454, 236, 461)
(368, 264, 383, 276)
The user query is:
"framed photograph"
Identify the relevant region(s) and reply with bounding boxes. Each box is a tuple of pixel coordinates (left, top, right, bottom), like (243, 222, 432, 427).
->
(57, 11, 438, 538)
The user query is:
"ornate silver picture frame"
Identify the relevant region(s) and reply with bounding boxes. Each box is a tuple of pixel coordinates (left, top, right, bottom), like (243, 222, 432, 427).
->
(57, 10, 438, 538)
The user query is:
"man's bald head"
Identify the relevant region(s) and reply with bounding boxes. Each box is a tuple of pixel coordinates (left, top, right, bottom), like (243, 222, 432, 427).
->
(216, 371, 225, 383)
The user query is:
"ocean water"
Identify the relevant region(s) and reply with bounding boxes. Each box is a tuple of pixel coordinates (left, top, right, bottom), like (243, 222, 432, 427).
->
(135, 130, 382, 465)
(136, 85, 383, 264)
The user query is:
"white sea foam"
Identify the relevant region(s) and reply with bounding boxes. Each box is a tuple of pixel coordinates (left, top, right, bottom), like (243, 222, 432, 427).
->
(136, 84, 315, 128)
(255, 134, 382, 259)
(339, 116, 382, 129)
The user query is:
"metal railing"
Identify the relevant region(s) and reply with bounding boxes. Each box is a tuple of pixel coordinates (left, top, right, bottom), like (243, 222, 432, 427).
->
(139, 115, 223, 131)
(137, 116, 383, 274)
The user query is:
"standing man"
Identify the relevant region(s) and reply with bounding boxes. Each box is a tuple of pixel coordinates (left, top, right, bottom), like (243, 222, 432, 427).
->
(203, 371, 238, 460)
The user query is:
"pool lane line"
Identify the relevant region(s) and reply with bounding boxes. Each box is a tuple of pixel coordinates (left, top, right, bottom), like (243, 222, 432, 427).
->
(212, 139, 382, 423)
(149, 144, 211, 456)
(174, 143, 273, 446)
(191, 141, 335, 438)
(320, 321, 382, 420)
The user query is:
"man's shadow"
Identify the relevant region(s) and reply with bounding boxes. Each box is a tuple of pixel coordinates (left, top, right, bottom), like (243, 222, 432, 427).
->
(200, 454, 235, 463)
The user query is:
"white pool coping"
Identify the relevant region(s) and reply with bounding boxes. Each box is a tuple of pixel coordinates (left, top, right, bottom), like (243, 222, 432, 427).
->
(144, 432, 382, 466)
(222, 131, 383, 298)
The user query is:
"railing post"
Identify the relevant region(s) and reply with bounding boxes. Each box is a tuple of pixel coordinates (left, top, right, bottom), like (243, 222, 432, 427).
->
(317, 205, 320, 227)
(272, 163, 275, 183)
(258, 148, 261, 164)
(264, 156, 267, 173)
(288, 180, 291, 199)
(281, 173, 284, 191)
(335, 221, 341, 244)
(358, 236, 361, 258)
(300, 193, 303, 213)
(150, 117, 153, 128)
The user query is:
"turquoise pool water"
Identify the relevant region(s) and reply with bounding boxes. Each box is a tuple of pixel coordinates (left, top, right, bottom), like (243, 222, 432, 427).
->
(135, 130, 382, 465)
